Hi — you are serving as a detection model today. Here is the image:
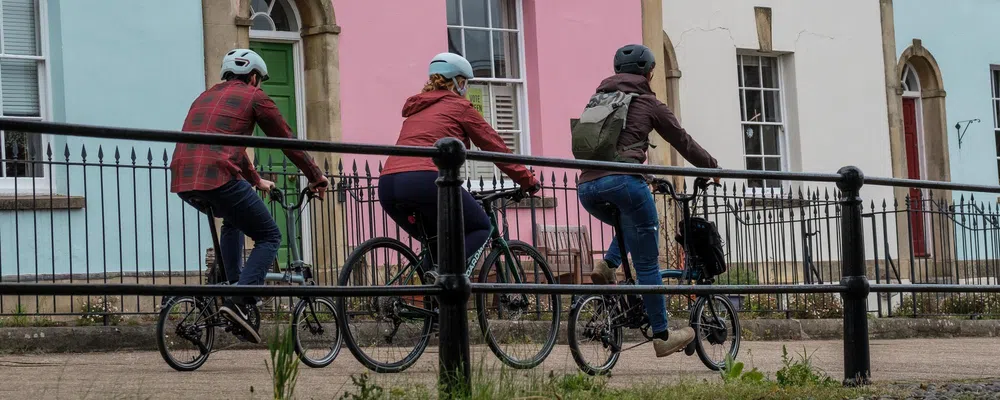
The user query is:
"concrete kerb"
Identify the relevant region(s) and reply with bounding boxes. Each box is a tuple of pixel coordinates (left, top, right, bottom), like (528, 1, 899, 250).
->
(1, 318, 998, 354)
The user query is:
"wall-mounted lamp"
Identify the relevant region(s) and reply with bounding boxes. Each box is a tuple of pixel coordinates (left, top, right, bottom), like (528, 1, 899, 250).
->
(955, 119, 981, 149)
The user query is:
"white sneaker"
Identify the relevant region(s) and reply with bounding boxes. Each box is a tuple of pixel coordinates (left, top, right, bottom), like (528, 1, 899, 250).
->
(590, 260, 618, 284)
(652, 327, 695, 357)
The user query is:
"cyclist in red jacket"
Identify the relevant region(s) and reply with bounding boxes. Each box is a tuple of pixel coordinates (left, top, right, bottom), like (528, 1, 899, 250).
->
(380, 53, 540, 272)
(170, 49, 328, 343)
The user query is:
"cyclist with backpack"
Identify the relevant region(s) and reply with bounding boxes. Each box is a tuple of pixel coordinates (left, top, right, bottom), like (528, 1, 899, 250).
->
(379, 52, 540, 272)
(170, 49, 329, 343)
(572, 44, 719, 357)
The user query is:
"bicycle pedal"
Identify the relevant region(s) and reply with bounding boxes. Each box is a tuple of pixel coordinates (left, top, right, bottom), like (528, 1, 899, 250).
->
(684, 341, 696, 356)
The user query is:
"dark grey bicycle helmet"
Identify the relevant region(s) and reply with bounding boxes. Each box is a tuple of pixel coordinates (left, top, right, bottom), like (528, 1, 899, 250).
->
(613, 44, 656, 75)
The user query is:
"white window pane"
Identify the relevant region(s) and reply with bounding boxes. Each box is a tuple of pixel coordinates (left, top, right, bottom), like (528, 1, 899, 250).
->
(448, 28, 463, 55)
(462, 0, 488, 28)
(271, 0, 298, 32)
(762, 125, 781, 155)
(447, 0, 460, 25)
(251, 14, 275, 31)
(464, 29, 491, 78)
(743, 125, 761, 155)
(490, 0, 517, 29)
(763, 91, 781, 122)
(2, 0, 39, 56)
(1, 58, 40, 117)
(743, 89, 762, 122)
(764, 158, 781, 188)
(251, 0, 269, 14)
(492, 31, 519, 79)
(995, 100, 1000, 130)
(746, 157, 763, 188)
(3, 130, 43, 177)
(761, 57, 778, 89)
(741, 56, 761, 87)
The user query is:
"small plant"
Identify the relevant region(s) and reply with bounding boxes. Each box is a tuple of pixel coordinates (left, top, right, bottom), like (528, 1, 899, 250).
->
(742, 294, 781, 319)
(720, 355, 765, 384)
(78, 296, 122, 325)
(265, 325, 301, 400)
(339, 373, 384, 400)
(775, 345, 835, 387)
(892, 293, 942, 317)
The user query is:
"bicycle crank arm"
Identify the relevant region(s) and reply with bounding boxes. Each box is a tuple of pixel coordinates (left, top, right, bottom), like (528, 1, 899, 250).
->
(620, 339, 651, 353)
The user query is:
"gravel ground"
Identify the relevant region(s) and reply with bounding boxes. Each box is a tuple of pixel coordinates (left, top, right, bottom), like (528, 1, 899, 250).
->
(884, 380, 1000, 400)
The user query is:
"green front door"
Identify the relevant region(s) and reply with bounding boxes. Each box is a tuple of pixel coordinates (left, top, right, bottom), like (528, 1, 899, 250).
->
(251, 41, 301, 267)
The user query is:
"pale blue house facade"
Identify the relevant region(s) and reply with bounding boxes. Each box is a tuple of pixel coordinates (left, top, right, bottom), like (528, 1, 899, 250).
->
(0, 0, 210, 280)
(893, 0, 1000, 195)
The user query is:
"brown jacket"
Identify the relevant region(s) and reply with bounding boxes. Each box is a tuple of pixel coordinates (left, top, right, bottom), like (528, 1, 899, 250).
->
(579, 73, 718, 183)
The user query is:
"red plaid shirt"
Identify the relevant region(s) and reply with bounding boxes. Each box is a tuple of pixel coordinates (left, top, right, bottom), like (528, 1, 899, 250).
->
(170, 80, 324, 193)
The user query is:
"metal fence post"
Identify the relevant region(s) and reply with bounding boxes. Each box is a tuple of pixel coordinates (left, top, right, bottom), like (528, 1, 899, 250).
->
(433, 138, 472, 398)
(837, 166, 871, 386)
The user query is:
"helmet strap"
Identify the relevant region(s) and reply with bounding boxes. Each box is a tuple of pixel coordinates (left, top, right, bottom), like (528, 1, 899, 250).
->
(452, 77, 468, 96)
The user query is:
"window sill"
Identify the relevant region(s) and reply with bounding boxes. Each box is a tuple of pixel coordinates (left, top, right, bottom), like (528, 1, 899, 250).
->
(0, 196, 86, 211)
(508, 196, 557, 209)
(742, 196, 814, 208)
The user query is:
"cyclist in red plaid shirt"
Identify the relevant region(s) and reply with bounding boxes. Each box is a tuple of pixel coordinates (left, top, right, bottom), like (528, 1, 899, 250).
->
(169, 49, 329, 343)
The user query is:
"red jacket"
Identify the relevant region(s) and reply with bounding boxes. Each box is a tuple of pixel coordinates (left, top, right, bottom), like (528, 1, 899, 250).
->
(381, 90, 537, 188)
(170, 80, 324, 193)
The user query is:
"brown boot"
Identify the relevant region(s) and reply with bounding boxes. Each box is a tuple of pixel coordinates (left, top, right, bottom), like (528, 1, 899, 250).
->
(590, 260, 617, 284)
(652, 327, 695, 357)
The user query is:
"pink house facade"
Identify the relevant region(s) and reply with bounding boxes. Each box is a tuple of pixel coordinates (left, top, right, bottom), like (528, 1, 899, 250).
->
(334, 0, 643, 274)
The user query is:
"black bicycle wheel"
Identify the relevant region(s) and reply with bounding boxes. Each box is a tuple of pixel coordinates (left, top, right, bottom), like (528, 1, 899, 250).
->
(476, 240, 560, 369)
(567, 295, 622, 375)
(292, 297, 342, 368)
(156, 296, 216, 372)
(691, 294, 741, 371)
(337, 237, 433, 373)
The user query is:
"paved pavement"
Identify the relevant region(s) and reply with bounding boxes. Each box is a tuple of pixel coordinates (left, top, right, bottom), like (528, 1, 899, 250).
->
(1, 338, 999, 399)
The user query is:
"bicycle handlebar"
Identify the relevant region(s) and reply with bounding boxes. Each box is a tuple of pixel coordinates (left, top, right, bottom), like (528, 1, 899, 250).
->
(267, 187, 316, 210)
(647, 176, 719, 202)
(470, 187, 535, 204)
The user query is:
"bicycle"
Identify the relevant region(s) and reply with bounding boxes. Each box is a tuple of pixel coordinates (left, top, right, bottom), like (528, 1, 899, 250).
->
(567, 177, 740, 374)
(336, 186, 560, 372)
(156, 186, 342, 371)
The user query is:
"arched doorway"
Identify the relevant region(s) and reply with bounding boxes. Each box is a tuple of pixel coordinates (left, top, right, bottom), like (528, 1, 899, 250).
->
(900, 62, 928, 257)
(893, 39, 950, 268)
(200, 0, 342, 278)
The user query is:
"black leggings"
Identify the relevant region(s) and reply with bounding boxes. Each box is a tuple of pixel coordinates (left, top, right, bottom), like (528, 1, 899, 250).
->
(378, 171, 492, 264)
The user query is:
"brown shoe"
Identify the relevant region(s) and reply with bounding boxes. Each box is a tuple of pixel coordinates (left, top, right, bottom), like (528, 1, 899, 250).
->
(653, 327, 695, 357)
(590, 260, 618, 284)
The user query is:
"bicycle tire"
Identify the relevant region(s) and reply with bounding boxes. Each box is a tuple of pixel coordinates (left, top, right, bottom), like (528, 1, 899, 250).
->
(336, 237, 432, 373)
(476, 240, 560, 369)
(691, 294, 741, 371)
(567, 295, 622, 375)
(156, 296, 216, 372)
(292, 297, 342, 368)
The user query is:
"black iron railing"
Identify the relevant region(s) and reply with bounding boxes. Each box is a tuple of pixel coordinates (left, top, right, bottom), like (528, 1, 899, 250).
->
(4, 118, 1000, 393)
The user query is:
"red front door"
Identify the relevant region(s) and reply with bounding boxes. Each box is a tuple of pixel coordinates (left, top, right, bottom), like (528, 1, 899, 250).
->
(902, 97, 928, 257)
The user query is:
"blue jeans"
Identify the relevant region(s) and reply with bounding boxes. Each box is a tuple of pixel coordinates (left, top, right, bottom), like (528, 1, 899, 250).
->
(178, 179, 281, 296)
(578, 174, 667, 334)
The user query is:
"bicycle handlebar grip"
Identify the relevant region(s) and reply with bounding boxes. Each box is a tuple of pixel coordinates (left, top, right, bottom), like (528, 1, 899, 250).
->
(269, 187, 285, 204)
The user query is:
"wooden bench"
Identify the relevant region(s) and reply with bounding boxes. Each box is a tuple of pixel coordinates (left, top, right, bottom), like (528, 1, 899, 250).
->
(534, 224, 605, 284)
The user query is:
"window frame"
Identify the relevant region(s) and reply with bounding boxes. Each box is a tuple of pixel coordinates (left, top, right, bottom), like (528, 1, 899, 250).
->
(736, 51, 789, 196)
(0, 0, 51, 194)
(446, 0, 531, 185)
(992, 65, 1000, 185)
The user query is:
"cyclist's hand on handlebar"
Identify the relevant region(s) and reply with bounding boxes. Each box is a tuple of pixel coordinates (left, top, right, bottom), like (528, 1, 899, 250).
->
(256, 178, 276, 193)
(521, 178, 542, 195)
(308, 176, 330, 201)
(713, 177, 721, 185)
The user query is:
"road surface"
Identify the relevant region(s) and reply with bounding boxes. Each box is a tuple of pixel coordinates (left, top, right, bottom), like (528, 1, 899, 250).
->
(1, 338, 998, 399)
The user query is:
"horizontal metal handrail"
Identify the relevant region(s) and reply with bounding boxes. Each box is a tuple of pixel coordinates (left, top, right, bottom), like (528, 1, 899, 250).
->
(4, 118, 1000, 193)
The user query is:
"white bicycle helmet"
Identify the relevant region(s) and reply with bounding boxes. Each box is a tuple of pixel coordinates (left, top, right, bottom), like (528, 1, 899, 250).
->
(429, 52, 473, 94)
(220, 49, 270, 81)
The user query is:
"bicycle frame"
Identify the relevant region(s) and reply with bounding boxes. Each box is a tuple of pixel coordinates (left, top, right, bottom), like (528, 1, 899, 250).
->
(373, 189, 529, 320)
